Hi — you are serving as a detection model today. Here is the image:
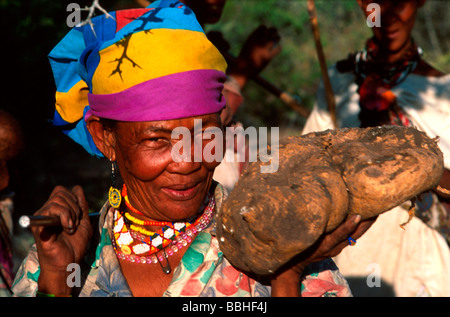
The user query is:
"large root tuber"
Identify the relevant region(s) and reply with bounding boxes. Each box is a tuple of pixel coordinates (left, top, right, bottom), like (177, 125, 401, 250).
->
(216, 126, 443, 276)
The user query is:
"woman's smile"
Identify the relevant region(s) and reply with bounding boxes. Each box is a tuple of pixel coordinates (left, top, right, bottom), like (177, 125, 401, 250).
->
(383, 28, 400, 40)
(161, 181, 201, 201)
(104, 113, 223, 221)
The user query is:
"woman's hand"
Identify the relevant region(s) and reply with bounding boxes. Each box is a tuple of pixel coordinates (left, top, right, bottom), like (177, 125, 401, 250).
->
(31, 185, 93, 296)
(270, 214, 377, 297)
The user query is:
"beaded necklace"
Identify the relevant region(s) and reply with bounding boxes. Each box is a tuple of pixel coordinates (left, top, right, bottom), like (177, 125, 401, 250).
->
(111, 186, 215, 271)
(354, 37, 422, 127)
(122, 184, 171, 225)
(355, 37, 422, 88)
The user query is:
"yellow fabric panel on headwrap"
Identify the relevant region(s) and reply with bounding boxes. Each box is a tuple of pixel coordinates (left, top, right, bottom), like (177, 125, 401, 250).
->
(91, 28, 227, 94)
(55, 80, 89, 123)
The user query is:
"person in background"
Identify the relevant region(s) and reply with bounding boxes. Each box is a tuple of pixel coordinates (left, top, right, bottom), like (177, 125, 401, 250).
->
(302, 0, 450, 296)
(0, 110, 23, 296)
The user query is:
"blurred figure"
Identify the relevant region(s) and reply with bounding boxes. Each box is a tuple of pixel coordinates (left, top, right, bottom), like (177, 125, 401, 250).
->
(179, 0, 282, 192)
(0, 110, 23, 296)
(179, 0, 226, 25)
(207, 26, 281, 126)
(302, 0, 450, 296)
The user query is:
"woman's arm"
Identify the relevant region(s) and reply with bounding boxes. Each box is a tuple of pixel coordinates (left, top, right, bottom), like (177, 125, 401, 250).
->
(31, 185, 93, 296)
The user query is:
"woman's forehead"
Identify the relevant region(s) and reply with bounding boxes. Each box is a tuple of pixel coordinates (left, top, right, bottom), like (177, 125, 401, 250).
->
(117, 113, 221, 133)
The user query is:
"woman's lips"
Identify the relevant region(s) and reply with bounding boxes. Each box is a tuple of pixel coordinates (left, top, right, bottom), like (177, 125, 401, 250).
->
(384, 29, 400, 39)
(161, 182, 201, 200)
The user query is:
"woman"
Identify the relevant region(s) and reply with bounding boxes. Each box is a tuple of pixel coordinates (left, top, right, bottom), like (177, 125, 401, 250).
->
(303, 0, 450, 296)
(13, 0, 372, 297)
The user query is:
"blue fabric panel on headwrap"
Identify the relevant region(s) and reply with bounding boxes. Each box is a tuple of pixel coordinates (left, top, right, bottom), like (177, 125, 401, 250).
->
(81, 11, 118, 47)
(77, 12, 118, 92)
(48, 28, 85, 93)
(99, 0, 201, 51)
(48, 0, 208, 157)
(52, 110, 69, 127)
(49, 27, 87, 127)
(148, 0, 186, 10)
(65, 107, 103, 157)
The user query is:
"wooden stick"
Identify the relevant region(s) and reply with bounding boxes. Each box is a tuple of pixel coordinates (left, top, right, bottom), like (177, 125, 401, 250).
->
(307, 0, 337, 128)
(18, 213, 100, 228)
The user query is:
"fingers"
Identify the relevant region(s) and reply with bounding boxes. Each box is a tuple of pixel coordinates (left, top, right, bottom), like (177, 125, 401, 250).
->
(71, 185, 89, 219)
(31, 185, 93, 273)
(329, 214, 378, 256)
(71, 185, 94, 243)
(33, 185, 88, 236)
(349, 215, 378, 240)
(46, 187, 78, 233)
(332, 214, 362, 241)
(318, 214, 363, 258)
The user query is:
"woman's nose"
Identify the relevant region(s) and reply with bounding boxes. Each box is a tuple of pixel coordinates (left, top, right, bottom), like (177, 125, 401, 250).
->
(379, 2, 398, 26)
(166, 160, 202, 175)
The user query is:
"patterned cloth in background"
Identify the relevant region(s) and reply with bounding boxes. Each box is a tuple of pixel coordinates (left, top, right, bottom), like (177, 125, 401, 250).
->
(0, 195, 14, 297)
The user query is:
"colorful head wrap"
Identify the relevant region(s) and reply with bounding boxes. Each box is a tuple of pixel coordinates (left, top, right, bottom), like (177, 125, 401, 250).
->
(49, 0, 227, 156)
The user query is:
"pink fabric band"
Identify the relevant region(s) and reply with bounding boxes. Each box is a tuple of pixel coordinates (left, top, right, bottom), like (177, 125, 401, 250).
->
(86, 69, 226, 122)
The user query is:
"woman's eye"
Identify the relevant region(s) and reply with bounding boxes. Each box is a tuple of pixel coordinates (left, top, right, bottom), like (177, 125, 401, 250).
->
(194, 132, 204, 143)
(143, 137, 169, 147)
(193, 132, 214, 145)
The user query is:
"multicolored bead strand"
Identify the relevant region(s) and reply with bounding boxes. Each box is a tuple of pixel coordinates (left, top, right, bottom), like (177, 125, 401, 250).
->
(121, 184, 173, 227)
(112, 193, 215, 266)
(124, 211, 172, 227)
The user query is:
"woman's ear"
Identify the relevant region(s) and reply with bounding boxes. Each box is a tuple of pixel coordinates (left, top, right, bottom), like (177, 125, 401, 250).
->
(86, 116, 116, 161)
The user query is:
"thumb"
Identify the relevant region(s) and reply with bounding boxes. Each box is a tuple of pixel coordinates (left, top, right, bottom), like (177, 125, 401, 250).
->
(70, 185, 93, 260)
(71, 185, 89, 213)
(71, 185, 90, 229)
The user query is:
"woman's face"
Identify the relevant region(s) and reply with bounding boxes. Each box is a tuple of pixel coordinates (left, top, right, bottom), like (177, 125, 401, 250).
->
(111, 113, 223, 222)
(358, 0, 424, 56)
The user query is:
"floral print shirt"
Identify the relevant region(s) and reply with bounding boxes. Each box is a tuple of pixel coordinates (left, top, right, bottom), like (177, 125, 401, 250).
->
(11, 184, 352, 297)
(0, 196, 14, 297)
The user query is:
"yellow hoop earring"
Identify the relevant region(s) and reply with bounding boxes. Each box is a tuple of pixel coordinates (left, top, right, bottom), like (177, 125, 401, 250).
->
(109, 161, 122, 208)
